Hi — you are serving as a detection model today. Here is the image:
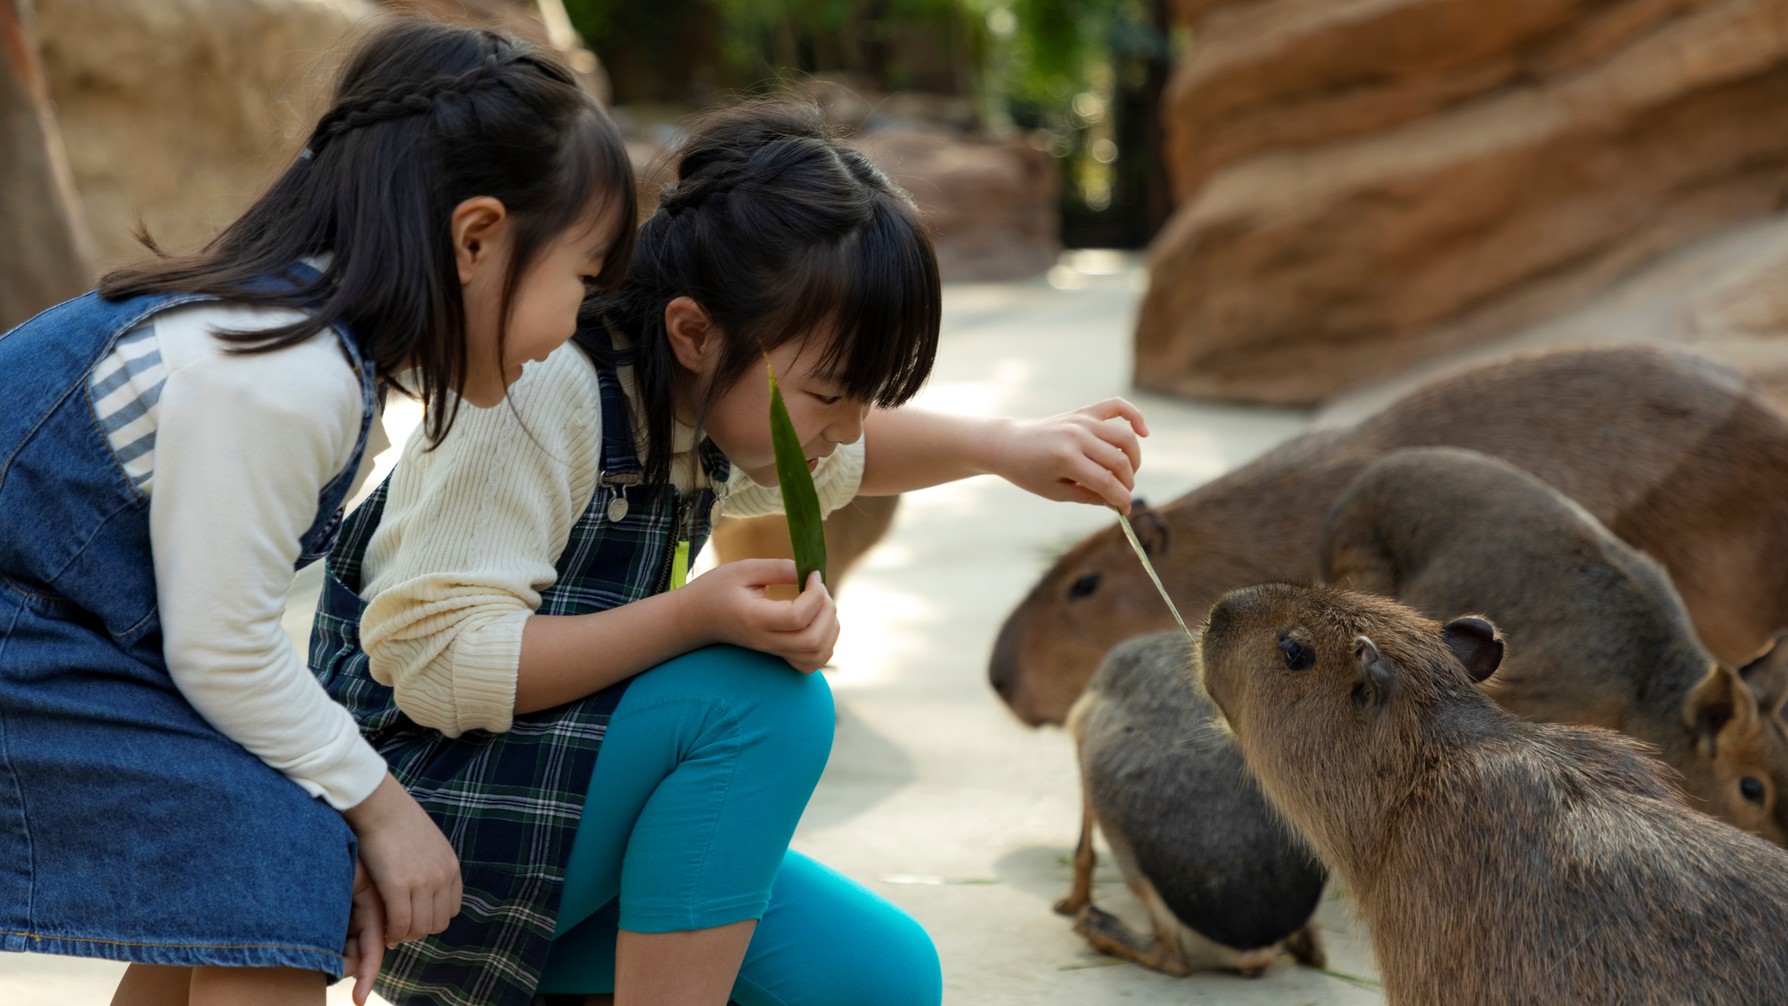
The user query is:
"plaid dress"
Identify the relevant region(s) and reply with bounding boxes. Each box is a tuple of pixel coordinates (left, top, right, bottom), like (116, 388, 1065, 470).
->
(309, 354, 728, 1006)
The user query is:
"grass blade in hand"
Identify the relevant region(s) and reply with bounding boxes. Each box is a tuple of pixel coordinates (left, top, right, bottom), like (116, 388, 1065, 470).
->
(768, 360, 828, 588)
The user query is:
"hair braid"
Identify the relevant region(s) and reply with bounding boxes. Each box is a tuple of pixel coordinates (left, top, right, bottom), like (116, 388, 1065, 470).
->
(657, 166, 750, 218)
(310, 44, 524, 147)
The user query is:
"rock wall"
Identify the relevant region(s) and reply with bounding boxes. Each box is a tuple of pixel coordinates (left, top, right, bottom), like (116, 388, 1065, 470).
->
(36, 0, 369, 271)
(855, 122, 1061, 282)
(623, 78, 1062, 283)
(1139, 0, 1788, 405)
(36, 0, 608, 274)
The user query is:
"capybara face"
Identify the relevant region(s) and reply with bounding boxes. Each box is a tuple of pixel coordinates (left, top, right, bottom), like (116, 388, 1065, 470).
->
(1200, 584, 1502, 831)
(1679, 642, 1788, 845)
(989, 511, 1184, 726)
(994, 528, 1158, 725)
(991, 505, 1269, 726)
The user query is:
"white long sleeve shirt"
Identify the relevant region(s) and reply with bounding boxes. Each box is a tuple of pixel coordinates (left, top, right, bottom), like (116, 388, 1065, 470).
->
(91, 301, 387, 811)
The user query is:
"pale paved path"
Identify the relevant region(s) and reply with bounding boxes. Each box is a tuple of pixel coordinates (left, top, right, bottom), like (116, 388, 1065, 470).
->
(1, 256, 1383, 1004)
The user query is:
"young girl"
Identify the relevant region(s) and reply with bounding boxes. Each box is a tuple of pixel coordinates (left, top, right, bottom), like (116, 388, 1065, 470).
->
(0, 18, 637, 1006)
(309, 100, 1147, 1006)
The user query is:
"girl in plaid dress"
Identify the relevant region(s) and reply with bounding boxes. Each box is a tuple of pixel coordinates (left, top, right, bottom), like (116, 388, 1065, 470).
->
(0, 18, 639, 1006)
(310, 100, 1147, 1006)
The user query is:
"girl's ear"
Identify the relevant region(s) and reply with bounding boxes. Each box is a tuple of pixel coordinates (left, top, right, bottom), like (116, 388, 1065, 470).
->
(452, 196, 509, 285)
(664, 296, 718, 372)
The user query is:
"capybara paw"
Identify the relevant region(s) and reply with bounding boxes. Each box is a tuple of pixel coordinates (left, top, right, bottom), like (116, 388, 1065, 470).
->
(1053, 893, 1089, 916)
(1285, 922, 1328, 969)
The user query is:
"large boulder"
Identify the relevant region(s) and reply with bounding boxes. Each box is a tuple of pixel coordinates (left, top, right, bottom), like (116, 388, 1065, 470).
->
(1140, 0, 1788, 405)
(35, 0, 369, 271)
(36, 0, 607, 273)
(856, 121, 1061, 282)
(618, 78, 1063, 283)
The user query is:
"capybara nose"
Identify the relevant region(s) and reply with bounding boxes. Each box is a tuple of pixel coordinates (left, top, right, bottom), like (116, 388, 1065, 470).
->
(988, 619, 1022, 700)
(988, 658, 1014, 699)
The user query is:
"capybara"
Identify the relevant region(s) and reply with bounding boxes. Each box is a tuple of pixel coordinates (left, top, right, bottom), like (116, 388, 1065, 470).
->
(709, 494, 899, 600)
(1200, 583, 1788, 1006)
(1055, 631, 1326, 976)
(991, 344, 1788, 725)
(1322, 447, 1788, 843)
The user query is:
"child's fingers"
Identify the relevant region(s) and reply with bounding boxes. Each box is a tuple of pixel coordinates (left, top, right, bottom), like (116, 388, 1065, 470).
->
(1086, 413, 1144, 471)
(1078, 434, 1137, 488)
(774, 571, 830, 630)
(1064, 462, 1132, 512)
(351, 935, 384, 1006)
(1079, 396, 1150, 437)
(432, 876, 463, 938)
(382, 893, 413, 947)
(732, 557, 800, 588)
(348, 862, 387, 1005)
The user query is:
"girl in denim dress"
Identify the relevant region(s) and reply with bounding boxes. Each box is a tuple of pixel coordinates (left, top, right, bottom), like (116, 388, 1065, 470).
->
(310, 100, 1150, 1006)
(0, 19, 636, 1006)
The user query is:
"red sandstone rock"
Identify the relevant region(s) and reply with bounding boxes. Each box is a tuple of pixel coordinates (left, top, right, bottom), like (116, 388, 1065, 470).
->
(1142, 0, 1788, 405)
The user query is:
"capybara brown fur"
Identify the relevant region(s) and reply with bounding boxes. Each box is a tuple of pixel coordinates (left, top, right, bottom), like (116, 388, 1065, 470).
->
(1200, 583, 1788, 1006)
(1056, 631, 1326, 976)
(991, 344, 1788, 726)
(709, 494, 900, 600)
(1322, 447, 1788, 844)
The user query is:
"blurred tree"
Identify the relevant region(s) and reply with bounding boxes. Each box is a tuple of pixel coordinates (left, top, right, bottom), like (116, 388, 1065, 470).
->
(998, 0, 1172, 247)
(564, 0, 1172, 247)
(2, 0, 94, 329)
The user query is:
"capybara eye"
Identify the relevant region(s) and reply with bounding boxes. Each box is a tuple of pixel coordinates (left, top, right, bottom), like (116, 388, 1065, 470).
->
(1068, 572, 1101, 600)
(1741, 777, 1767, 805)
(1279, 637, 1315, 670)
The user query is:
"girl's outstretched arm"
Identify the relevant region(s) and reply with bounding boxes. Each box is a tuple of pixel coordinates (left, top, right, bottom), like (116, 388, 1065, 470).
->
(857, 398, 1149, 512)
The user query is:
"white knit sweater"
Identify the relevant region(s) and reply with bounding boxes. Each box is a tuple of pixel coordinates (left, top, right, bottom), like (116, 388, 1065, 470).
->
(357, 341, 866, 737)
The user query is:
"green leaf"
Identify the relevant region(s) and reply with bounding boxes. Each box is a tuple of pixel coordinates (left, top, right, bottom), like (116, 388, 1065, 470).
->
(768, 358, 828, 588)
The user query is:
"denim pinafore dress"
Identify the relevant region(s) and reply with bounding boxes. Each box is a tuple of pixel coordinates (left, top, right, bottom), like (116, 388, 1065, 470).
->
(310, 345, 727, 1006)
(0, 273, 378, 977)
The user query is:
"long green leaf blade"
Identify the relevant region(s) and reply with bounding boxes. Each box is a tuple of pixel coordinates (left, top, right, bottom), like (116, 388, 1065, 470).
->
(768, 361, 827, 588)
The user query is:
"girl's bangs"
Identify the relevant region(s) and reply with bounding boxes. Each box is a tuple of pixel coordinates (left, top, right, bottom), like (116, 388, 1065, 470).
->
(789, 202, 941, 408)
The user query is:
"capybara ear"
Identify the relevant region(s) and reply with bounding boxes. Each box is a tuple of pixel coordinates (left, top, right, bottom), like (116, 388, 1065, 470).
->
(1442, 616, 1503, 684)
(1132, 506, 1171, 557)
(1685, 664, 1762, 758)
(1738, 632, 1788, 717)
(1353, 635, 1396, 709)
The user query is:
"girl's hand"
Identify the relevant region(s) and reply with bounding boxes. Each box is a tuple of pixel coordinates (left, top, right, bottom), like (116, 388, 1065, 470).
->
(341, 774, 463, 948)
(345, 860, 387, 1005)
(992, 397, 1149, 512)
(685, 559, 839, 672)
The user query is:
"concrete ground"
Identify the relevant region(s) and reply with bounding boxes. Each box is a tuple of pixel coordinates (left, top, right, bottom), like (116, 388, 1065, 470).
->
(0, 254, 1383, 1004)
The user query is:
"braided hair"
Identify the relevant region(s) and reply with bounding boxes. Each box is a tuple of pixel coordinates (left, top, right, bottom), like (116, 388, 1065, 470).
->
(582, 99, 941, 488)
(102, 17, 638, 447)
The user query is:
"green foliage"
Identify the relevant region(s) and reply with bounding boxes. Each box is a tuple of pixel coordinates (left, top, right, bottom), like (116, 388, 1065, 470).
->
(768, 361, 828, 589)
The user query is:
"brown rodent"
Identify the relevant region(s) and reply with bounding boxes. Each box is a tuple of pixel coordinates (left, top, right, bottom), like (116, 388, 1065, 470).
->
(708, 494, 899, 600)
(991, 344, 1788, 726)
(1056, 631, 1326, 976)
(1322, 446, 1788, 844)
(1200, 583, 1788, 1006)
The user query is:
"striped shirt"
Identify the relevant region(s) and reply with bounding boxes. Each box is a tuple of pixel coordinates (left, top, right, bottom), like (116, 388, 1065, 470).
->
(90, 323, 166, 493)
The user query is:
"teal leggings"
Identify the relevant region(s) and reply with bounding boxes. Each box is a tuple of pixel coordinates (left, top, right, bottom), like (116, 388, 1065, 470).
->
(536, 646, 942, 1006)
